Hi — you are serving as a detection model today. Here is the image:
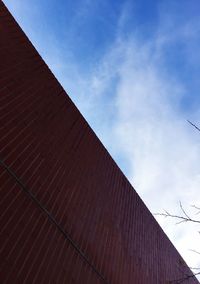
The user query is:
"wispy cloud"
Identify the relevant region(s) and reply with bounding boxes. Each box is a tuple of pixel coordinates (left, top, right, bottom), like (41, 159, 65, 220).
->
(43, 1, 200, 269)
(98, 9, 200, 270)
(62, 4, 200, 269)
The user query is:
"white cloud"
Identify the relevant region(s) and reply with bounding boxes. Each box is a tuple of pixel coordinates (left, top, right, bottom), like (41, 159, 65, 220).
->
(101, 34, 200, 272)
(45, 19, 200, 271)
(61, 20, 200, 272)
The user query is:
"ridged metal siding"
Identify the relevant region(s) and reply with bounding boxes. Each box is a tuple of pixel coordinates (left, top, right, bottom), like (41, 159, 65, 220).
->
(0, 2, 198, 283)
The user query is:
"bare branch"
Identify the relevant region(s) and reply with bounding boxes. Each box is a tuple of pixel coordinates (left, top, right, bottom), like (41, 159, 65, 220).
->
(189, 267, 200, 271)
(179, 202, 191, 220)
(189, 249, 200, 256)
(154, 202, 200, 225)
(187, 120, 200, 132)
(191, 205, 200, 215)
(154, 211, 200, 224)
(156, 201, 200, 282)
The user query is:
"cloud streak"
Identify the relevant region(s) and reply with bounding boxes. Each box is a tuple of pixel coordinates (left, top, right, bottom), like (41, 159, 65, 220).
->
(101, 14, 200, 271)
(42, 1, 200, 270)
(66, 6, 200, 269)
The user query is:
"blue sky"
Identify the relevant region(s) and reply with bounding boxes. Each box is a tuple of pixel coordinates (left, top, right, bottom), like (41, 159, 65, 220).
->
(3, 0, 200, 273)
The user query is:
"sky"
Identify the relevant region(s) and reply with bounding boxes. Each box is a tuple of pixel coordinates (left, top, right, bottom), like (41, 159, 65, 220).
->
(3, 0, 200, 276)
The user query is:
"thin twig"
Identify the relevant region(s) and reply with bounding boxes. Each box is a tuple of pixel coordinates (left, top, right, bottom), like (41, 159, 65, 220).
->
(189, 267, 200, 271)
(155, 203, 200, 225)
(187, 120, 200, 132)
(179, 202, 191, 220)
(191, 205, 200, 215)
(189, 249, 200, 256)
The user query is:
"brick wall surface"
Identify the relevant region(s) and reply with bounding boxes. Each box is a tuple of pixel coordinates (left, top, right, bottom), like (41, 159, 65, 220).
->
(0, 1, 198, 283)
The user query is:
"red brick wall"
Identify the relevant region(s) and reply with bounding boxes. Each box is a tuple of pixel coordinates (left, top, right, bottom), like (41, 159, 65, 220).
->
(0, 1, 198, 283)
